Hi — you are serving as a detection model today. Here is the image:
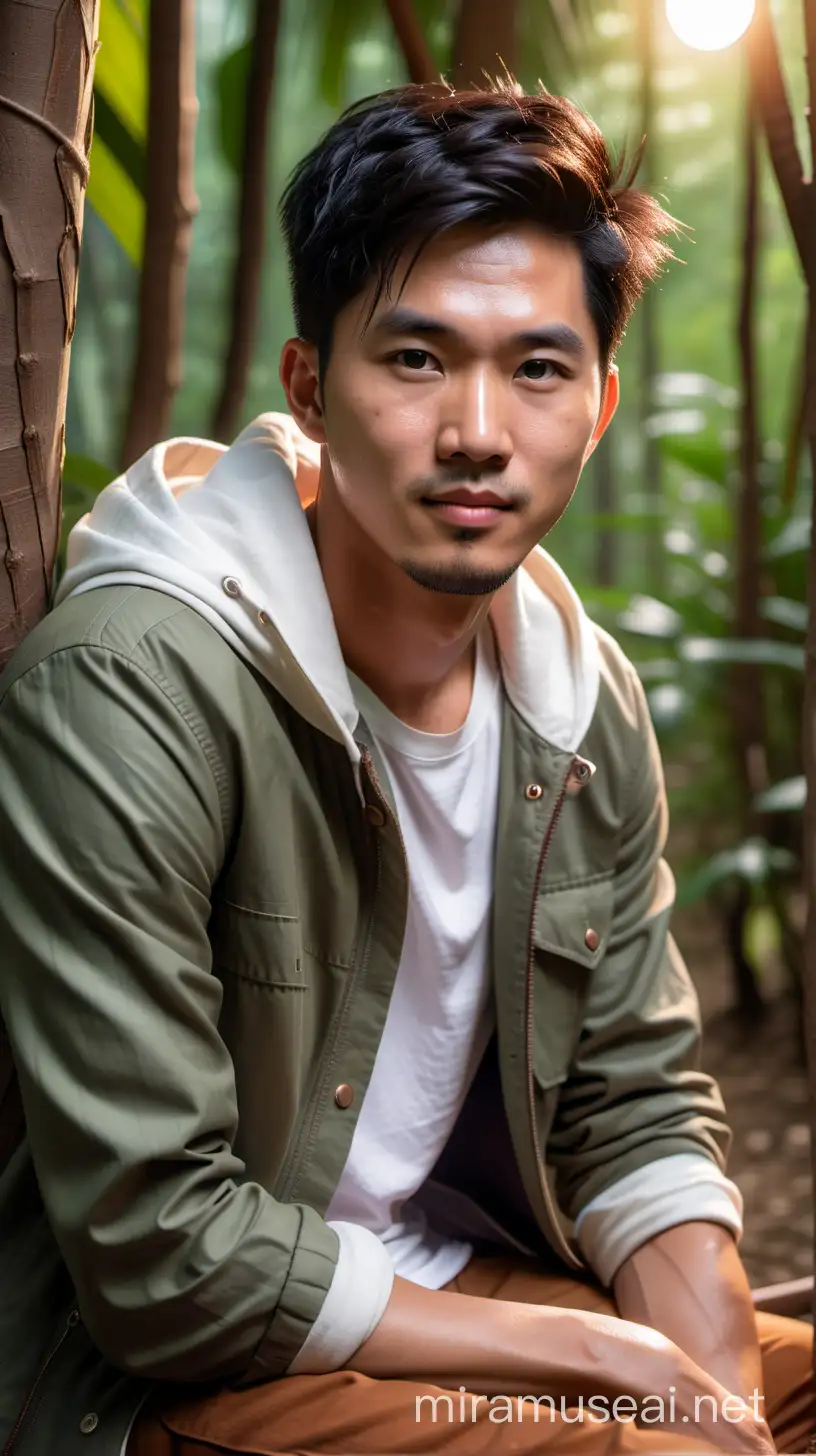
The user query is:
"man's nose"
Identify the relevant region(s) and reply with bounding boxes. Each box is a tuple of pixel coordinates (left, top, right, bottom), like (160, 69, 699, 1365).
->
(436, 367, 512, 469)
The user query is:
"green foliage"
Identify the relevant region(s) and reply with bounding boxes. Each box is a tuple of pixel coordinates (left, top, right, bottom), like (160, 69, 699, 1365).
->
(59, 455, 114, 575)
(754, 777, 806, 814)
(217, 40, 253, 174)
(677, 838, 798, 909)
(87, 0, 146, 265)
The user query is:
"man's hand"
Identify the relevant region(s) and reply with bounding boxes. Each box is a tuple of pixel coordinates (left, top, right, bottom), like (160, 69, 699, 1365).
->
(347, 1275, 775, 1452)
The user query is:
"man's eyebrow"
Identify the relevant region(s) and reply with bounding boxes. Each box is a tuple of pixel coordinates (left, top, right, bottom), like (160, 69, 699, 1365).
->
(370, 308, 586, 358)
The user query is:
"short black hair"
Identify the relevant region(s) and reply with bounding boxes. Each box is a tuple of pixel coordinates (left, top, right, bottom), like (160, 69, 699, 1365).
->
(280, 80, 676, 373)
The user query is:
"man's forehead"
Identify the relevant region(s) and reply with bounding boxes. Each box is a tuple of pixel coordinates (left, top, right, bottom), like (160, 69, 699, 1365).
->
(359, 224, 593, 345)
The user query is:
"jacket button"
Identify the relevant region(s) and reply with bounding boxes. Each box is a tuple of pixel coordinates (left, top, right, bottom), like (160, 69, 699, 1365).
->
(524, 783, 543, 800)
(79, 1413, 99, 1434)
(222, 576, 242, 598)
(334, 1083, 354, 1109)
(364, 803, 387, 827)
(585, 928, 600, 951)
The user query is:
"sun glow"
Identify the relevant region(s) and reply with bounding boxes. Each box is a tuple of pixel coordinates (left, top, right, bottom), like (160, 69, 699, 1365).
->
(665, 0, 755, 51)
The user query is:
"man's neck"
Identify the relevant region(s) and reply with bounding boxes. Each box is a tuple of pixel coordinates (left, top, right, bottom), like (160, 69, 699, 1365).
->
(304, 492, 490, 734)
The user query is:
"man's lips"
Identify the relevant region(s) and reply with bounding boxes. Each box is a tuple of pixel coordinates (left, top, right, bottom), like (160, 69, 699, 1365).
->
(421, 494, 514, 528)
(423, 490, 512, 508)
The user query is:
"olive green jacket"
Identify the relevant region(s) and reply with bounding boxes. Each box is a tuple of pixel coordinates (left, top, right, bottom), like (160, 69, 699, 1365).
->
(0, 418, 732, 1455)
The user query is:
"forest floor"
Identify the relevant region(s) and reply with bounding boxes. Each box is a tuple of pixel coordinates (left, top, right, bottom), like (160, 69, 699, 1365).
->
(673, 901, 811, 1291)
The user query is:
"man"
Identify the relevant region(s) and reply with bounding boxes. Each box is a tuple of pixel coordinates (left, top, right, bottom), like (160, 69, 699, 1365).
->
(0, 81, 812, 1456)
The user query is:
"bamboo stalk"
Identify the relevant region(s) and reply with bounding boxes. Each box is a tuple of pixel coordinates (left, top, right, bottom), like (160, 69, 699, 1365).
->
(120, 0, 199, 470)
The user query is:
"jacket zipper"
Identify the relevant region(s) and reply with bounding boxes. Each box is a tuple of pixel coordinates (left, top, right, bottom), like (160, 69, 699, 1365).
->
(279, 747, 393, 1203)
(523, 757, 591, 1272)
(3, 1307, 80, 1455)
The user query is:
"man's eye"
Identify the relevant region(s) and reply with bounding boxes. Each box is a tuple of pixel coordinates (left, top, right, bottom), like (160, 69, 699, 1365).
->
(519, 359, 560, 381)
(395, 349, 436, 370)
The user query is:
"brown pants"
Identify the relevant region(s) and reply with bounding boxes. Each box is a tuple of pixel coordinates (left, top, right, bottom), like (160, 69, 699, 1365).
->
(127, 1255, 816, 1455)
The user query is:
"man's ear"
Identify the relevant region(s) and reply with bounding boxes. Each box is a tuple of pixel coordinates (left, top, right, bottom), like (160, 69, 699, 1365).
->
(279, 338, 326, 445)
(584, 364, 620, 463)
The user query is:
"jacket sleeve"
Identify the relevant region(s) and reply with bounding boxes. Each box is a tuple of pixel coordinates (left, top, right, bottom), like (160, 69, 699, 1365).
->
(546, 664, 736, 1242)
(0, 642, 346, 1385)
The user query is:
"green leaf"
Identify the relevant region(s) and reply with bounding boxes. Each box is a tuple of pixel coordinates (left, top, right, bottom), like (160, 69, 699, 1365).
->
(62, 454, 113, 493)
(753, 777, 806, 814)
(678, 636, 805, 670)
(93, 91, 145, 192)
(760, 596, 808, 633)
(766, 515, 810, 559)
(618, 595, 684, 639)
(95, 0, 147, 144)
(217, 39, 252, 176)
(743, 904, 782, 978)
(677, 837, 797, 907)
(86, 0, 146, 260)
(87, 134, 144, 265)
(658, 433, 728, 487)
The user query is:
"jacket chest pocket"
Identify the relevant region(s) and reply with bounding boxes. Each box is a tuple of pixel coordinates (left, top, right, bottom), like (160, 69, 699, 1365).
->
(209, 903, 309, 1187)
(531, 877, 614, 1090)
(209, 900, 304, 986)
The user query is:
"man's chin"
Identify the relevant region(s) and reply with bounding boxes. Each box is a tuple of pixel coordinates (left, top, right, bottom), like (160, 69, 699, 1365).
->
(397, 556, 520, 597)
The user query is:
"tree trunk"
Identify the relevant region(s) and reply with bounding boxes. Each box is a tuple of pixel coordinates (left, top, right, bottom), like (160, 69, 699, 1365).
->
(0, 0, 99, 670)
(748, 0, 816, 1340)
(211, 0, 282, 444)
(801, 310, 816, 1336)
(451, 0, 517, 87)
(386, 0, 438, 84)
(120, 0, 198, 470)
(733, 93, 768, 815)
(636, 0, 662, 592)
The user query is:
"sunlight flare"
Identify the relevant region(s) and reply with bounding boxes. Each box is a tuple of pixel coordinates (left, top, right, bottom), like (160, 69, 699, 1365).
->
(665, 0, 755, 51)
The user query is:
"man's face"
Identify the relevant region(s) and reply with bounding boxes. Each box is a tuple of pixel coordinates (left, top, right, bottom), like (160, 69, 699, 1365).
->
(284, 222, 617, 598)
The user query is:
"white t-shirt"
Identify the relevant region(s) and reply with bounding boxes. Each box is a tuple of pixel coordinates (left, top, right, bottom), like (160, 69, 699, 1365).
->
(325, 622, 503, 1287)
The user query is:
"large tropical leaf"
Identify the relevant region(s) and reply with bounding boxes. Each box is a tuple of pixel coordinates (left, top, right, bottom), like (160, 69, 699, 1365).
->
(86, 0, 147, 265)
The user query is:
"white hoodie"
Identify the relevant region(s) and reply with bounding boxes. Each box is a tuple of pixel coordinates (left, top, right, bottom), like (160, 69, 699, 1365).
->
(56, 414, 742, 1383)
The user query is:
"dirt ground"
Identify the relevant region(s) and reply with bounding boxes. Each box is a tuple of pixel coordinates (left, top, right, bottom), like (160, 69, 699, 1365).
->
(673, 902, 812, 1290)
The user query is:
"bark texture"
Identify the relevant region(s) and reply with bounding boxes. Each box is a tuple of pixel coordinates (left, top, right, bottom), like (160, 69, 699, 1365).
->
(211, 0, 282, 444)
(734, 95, 766, 805)
(0, 0, 99, 670)
(120, 0, 198, 470)
(451, 0, 516, 86)
(636, 0, 661, 591)
(747, 0, 816, 1339)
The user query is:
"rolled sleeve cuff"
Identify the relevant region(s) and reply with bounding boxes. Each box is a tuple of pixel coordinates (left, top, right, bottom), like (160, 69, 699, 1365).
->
(573, 1152, 744, 1287)
(285, 1221, 395, 1375)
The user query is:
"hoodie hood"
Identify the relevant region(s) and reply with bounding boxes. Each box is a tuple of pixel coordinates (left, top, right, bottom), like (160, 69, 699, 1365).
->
(55, 414, 600, 797)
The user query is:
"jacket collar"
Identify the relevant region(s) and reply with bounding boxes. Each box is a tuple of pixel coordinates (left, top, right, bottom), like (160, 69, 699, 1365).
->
(55, 414, 600, 800)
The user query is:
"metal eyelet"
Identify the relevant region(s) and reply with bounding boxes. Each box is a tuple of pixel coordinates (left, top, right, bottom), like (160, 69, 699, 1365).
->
(525, 783, 543, 800)
(222, 576, 242, 598)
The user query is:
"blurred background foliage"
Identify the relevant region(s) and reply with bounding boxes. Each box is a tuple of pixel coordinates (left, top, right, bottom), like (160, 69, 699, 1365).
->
(64, 0, 812, 1024)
